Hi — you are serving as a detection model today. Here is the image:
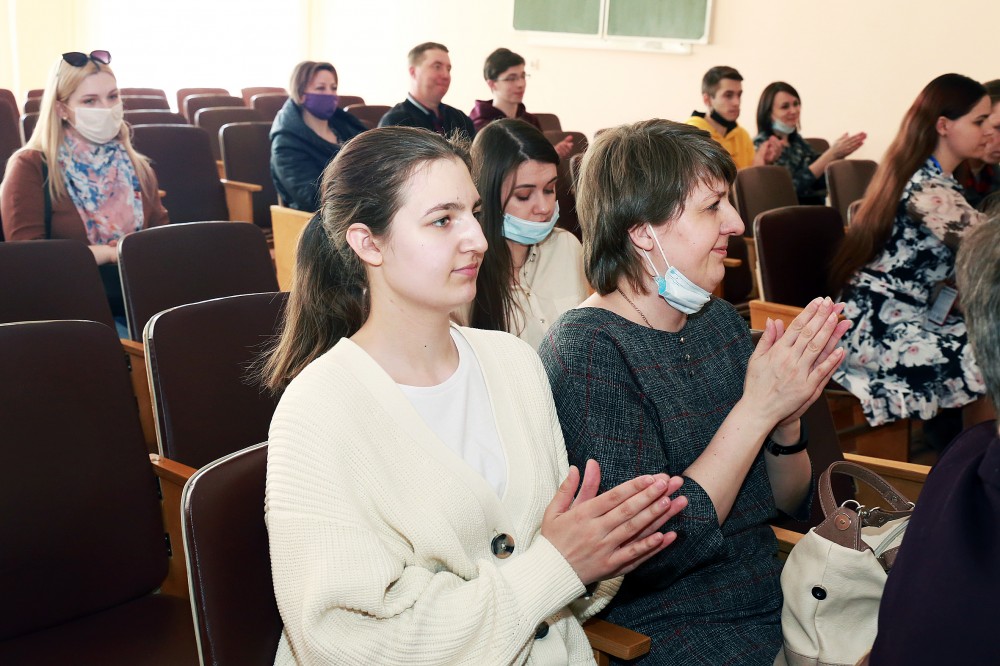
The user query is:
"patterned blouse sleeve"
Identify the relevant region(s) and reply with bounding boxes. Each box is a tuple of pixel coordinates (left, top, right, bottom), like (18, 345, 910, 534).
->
(905, 174, 986, 250)
(540, 321, 727, 587)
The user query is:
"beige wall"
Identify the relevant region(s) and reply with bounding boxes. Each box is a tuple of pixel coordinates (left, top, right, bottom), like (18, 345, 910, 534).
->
(3, 0, 998, 161)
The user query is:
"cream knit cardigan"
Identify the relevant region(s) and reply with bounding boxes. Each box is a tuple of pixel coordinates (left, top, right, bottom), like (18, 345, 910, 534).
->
(266, 326, 618, 665)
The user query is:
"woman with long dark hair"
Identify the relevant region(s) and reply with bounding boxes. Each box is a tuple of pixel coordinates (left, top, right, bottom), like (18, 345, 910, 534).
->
(754, 81, 866, 204)
(262, 126, 687, 664)
(829, 73, 996, 441)
(467, 118, 589, 347)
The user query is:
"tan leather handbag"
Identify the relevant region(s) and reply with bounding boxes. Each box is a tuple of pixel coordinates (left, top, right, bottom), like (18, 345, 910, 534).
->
(779, 462, 915, 666)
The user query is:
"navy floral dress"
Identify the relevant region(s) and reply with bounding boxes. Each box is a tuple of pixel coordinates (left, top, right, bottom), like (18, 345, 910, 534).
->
(834, 158, 985, 426)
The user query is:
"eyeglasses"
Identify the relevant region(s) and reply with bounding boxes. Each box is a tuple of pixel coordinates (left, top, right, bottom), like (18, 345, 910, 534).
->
(497, 73, 530, 84)
(62, 50, 112, 67)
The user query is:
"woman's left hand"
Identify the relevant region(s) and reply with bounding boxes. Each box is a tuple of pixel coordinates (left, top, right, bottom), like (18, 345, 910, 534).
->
(554, 136, 574, 159)
(744, 297, 852, 427)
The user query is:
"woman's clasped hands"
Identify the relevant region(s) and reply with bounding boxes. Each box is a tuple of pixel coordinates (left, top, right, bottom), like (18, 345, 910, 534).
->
(542, 459, 687, 586)
(745, 296, 852, 430)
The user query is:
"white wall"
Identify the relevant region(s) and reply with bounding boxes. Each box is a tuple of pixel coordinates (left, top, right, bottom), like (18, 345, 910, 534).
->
(3, 0, 999, 161)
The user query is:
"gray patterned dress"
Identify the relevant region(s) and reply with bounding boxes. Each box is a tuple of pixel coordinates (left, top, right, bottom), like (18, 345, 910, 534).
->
(833, 158, 985, 426)
(541, 299, 798, 665)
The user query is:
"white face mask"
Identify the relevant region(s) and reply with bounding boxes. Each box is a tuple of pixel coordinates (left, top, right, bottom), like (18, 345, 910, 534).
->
(71, 103, 124, 144)
(642, 223, 712, 315)
(772, 118, 797, 135)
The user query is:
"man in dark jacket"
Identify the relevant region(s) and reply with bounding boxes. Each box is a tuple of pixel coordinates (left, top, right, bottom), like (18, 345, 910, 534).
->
(269, 60, 367, 211)
(378, 42, 475, 140)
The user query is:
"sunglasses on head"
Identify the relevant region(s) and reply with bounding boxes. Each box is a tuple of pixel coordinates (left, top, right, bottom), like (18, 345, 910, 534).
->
(62, 50, 111, 67)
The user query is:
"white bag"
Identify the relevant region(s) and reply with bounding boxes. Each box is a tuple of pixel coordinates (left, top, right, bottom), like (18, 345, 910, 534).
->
(780, 461, 914, 666)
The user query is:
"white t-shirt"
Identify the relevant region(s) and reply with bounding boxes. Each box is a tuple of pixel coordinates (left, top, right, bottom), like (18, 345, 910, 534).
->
(398, 330, 508, 497)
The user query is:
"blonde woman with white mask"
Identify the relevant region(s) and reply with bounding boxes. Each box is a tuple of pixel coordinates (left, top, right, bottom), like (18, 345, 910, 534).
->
(1, 51, 168, 330)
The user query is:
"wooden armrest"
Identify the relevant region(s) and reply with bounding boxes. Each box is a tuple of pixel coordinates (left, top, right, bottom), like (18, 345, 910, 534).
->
(158, 189, 166, 199)
(271, 205, 315, 290)
(151, 453, 197, 598)
(722, 257, 742, 268)
(749, 299, 803, 330)
(221, 179, 263, 223)
(844, 452, 930, 502)
(215, 159, 225, 180)
(584, 618, 650, 663)
(772, 525, 805, 562)
(121, 338, 157, 454)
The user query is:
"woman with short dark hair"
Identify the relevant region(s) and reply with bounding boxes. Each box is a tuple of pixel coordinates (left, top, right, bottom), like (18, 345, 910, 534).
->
(540, 119, 850, 664)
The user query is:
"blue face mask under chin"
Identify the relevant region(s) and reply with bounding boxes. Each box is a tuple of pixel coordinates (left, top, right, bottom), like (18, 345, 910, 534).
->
(642, 223, 712, 315)
(502, 201, 560, 245)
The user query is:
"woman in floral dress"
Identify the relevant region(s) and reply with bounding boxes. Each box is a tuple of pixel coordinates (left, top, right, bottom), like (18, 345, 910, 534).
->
(829, 73, 996, 441)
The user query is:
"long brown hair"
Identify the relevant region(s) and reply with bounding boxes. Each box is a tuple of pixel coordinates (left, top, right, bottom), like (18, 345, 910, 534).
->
(262, 127, 471, 391)
(828, 73, 987, 292)
(469, 118, 559, 332)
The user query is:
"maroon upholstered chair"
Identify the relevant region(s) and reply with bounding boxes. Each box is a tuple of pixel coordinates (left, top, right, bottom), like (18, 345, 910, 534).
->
(754, 205, 845, 306)
(120, 87, 167, 98)
(0, 320, 198, 665)
(184, 94, 244, 122)
(344, 103, 390, 130)
(0, 96, 21, 183)
(220, 121, 277, 229)
(543, 130, 588, 240)
(145, 292, 286, 468)
(176, 87, 229, 116)
(534, 113, 562, 132)
(117, 221, 279, 341)
(193, 106, 263, 161)
(250, 93, 288, 122)
(183, 442, 282, 665)
(733, 165, 798, 238)
(241, 86, 286, 105)
(19, 112, 38, 143)
(125, 109, 188, 126)
(122, 95, 171, 111)
(827, 159, 878, 225)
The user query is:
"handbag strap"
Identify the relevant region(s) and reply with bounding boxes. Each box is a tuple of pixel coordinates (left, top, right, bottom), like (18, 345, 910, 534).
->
(818, 461, 914, 516)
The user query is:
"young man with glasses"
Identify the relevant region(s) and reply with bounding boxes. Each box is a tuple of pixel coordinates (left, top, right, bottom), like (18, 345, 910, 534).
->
(469, 48, 573, 159)
(378, 42, 476, 140)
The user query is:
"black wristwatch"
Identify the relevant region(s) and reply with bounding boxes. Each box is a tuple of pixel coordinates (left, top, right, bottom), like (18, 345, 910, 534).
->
(763, 421, 809, 456)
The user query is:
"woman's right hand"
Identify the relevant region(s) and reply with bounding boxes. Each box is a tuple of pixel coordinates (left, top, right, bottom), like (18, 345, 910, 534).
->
(829, 131, 867, 159)
(541, 459, 686, 585)
(743, 297, 851, 428)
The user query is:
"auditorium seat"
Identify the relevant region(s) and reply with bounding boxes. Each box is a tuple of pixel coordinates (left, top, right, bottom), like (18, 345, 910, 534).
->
(733, 165, 798, 238)
(0, 240, 157, 451)
(338, 95, 365, 108)
(183, 94, 244, 122)
(533, 113, 562, 132)
(220, 121, 277, 230)
(804, 137, 830, 154)
(145, 292, 286, 468)
(344, 103, 390, 130)
(0, 320, 198, 665)
(0, 98, 21, 182)
(120, 87, 167, 98)
(122, 95, 171, 111)
(19, 112, 38, 144)
(23, 97, 40, 113)
(117, 221, 279, 341)
(241, 86, 286, 105)
(125, 109, 188, 126)
(251, 92, 288, 122)
(194, 106, 263, 162)
(827, 159, 877, 224)
(176, 87, 229, 116)
(131, 124, 261, 224)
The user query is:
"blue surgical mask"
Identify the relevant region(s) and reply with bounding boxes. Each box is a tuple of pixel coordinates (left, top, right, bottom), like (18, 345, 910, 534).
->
(642, 223, 711, 315)
(772, 118, 797, 135)
(502, 202, 560, 245)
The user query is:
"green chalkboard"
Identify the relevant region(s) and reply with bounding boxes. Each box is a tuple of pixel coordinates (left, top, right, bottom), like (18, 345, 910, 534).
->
(607, 0, 709, 40)
(513, 0, 601, 34)
(513, 0, 710, 41)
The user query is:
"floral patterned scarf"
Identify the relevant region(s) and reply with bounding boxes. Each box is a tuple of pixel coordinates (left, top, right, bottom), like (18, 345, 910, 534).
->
(57, 130, 143, 245)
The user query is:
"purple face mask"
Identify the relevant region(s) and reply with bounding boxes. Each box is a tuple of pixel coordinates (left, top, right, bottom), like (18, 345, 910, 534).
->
(302, 92, 338, 120)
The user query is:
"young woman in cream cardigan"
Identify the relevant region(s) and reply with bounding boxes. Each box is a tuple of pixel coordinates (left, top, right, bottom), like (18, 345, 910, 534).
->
(262, 126, 688, 665)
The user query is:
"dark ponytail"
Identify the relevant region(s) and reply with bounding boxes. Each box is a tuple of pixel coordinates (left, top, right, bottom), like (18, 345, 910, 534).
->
(263, 126, 471, 391)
